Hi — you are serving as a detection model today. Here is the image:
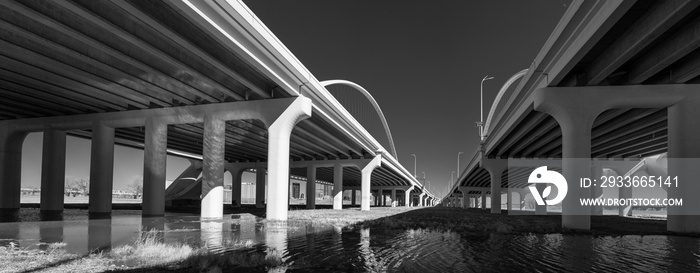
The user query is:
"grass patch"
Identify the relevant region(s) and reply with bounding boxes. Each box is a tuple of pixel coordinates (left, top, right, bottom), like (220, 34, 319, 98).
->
(109, 230, 199, 268)
(0, 243, 114, 273)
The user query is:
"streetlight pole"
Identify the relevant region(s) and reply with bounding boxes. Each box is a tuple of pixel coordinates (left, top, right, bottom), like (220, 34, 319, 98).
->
(410, 154, 417, 178)
(457, 151, 464, 178)
(479, 75, 494, 140)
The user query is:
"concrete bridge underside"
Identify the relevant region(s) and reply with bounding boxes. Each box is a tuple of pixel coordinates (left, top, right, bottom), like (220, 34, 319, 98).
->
(451, 0, 700, 233)
(0, 0, 432, 221)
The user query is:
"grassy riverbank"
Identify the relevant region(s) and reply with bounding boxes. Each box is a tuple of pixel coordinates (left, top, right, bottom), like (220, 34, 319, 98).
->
(354, 207, 687, 237)
(1, 206, 689, 272)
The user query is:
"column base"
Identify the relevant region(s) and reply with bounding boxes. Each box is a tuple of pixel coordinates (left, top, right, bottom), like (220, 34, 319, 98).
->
(39, 210, 64, 221)
(142, 213, 165, 218)
(667, 215, 700, 233)
(88, 212, 112, 220)
(0, 208, 19, 222)
(562, 215, 590, 230)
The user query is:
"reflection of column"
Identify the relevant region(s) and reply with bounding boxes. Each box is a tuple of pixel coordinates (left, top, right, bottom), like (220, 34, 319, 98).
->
(0, 223, 20, 248)
(39, 221, 64, 251)
(332, 164, 343, 210)
(264, 221, 288, 264)
(303, 223, 315, 253)
(141, 217, 165, 243)
(333, 225, 342, 243)
(89, 123, 115, 218)
(0, 129, 27, 221)
(41, 129, 66, 215)
(306, 165, 316, 209)
(201, 220, 224, 249)
(88, 218, 112, 252)
(666, 236, 700, 272)
(143, 118, 167, 216)
(256, 168, 265, 208)
(201, 116, 225, 219)
(359, 228, 378, 269)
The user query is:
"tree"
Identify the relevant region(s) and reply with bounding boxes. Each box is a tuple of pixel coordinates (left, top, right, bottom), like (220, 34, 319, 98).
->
(129, 177, 143, 199)
(65, 177, 89, 196)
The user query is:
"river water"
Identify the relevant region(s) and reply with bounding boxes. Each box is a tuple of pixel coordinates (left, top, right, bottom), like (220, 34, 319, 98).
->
(1, 212, 699, 272)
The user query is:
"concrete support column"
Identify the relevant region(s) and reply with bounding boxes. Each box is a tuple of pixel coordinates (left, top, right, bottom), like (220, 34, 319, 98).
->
(256, 168, 265, 208)
(404, 186, 414, 207)
(418, 193, 425, 207)
(391, 189, 397, 207)
(535, 90, 595, 230)
(462, 193, 469, 209)
(351, 190, 357, 206)
(667, 98, 700, 232)
(535, 183, 547, 215)
(518, 189, 529, 210)
(361, 155, 382, 211)
(506, 190, 513, 211)
(0, 129, 27, 219)
(590, 164, 603, 216)
(201, 116, 226, 219)
(306, 165, 316, 209)
(265, 98, 312, 220)
(332, 163, 343, 210)
(143, 118, 167, 217)
(89, 123, 115, 218)
(40, 129, 67, 214)
(229, 168, 245, 207)
(618, 184, 633, 216)
(482, 159, 507, 214)
(480, 191, 487, 210)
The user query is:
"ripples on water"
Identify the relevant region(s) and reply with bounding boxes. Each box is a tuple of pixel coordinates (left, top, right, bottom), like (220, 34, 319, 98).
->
(1, 214, 700, 272)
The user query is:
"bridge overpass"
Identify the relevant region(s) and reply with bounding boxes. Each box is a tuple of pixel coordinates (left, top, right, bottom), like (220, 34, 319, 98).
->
(447, 0, 700, 232)
(0, 0, 434, 221)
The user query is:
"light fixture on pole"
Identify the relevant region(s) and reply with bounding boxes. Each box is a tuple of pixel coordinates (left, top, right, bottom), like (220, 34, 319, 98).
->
(478, 75, 494, 141)
(410, 154, 417, 178)
(457, 151, 464, 179)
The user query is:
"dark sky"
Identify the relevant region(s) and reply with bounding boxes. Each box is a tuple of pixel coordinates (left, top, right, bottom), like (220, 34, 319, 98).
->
(243, 0, 570, 197)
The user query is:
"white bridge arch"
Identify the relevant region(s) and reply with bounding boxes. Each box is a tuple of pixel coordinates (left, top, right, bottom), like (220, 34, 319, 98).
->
(320, 79, 398, 158)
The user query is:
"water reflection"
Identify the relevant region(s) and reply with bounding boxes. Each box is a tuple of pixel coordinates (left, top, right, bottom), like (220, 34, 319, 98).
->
(88, 218, 111, 252)
(1, 214, 700, 272)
